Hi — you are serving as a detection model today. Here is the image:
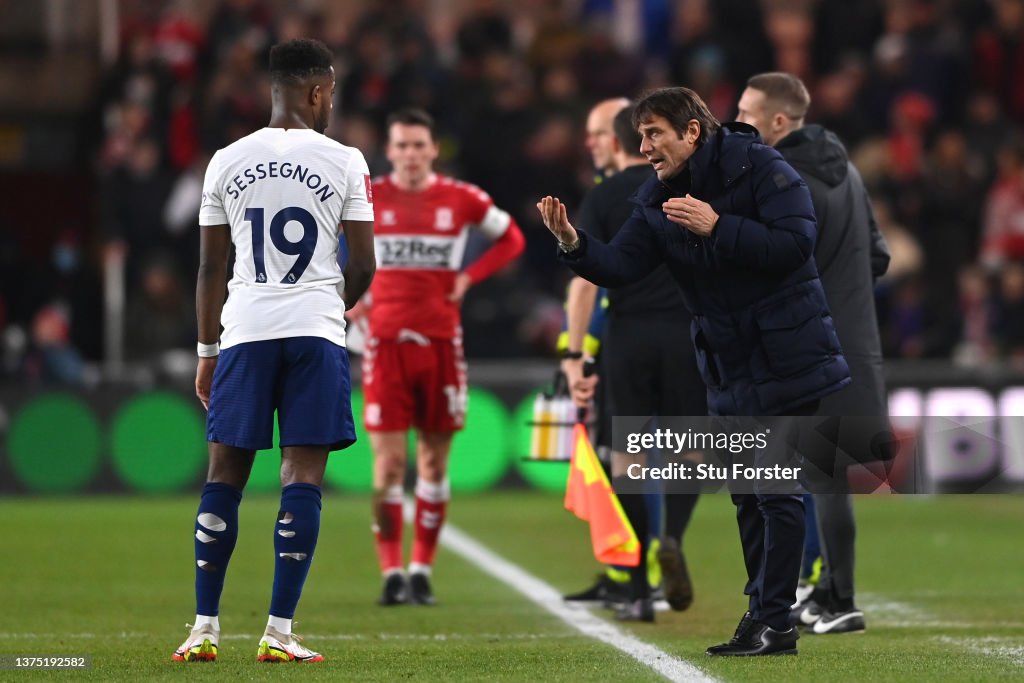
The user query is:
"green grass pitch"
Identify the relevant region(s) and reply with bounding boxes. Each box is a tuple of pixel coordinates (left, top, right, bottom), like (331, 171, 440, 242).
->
(1, 492, 1022, 681)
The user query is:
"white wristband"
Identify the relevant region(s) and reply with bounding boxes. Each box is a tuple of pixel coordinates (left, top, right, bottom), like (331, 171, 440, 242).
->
(197, 342, 220, 357)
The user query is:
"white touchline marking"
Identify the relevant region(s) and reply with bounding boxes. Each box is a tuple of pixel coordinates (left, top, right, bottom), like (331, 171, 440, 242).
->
(936, 636, 1024, 667)
(876, 621, 1024, 629)
(440, 525, 718, 682)
(411, 504, 718, 683)
(858, 593, 932, 621)
(857, 593, 1024, 629)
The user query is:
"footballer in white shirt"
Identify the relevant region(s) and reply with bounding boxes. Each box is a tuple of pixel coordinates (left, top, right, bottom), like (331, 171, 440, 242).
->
(173, 38, 375, 666)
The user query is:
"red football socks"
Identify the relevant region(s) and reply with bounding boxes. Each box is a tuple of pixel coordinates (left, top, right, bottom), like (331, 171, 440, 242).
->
(411, 479, 449, 567)
(374, 485, 405, 573)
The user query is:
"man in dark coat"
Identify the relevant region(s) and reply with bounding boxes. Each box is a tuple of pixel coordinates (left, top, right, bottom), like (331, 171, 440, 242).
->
(738, 72, 891, 636)
(538, 87, 851, 656)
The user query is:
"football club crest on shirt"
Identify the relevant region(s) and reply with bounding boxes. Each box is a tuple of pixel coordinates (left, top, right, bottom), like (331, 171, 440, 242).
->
(435, 207, 454, 231)
(381, 210, 396, 225)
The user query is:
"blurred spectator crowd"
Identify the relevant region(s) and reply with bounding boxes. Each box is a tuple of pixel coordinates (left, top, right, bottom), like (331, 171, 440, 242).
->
(5, 0, 1024, 386)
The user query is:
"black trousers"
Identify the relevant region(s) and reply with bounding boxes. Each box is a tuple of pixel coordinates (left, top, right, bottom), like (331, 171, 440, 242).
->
(604, 313, 706, 594)
(805, 464, 857, 609)
(728, 400, 817, 630)
(731, 492, 805, 630)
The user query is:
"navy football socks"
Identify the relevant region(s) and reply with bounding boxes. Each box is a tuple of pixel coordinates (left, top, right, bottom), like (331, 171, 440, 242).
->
(194, 482, 243, 616)
(269, 483, 322, 619)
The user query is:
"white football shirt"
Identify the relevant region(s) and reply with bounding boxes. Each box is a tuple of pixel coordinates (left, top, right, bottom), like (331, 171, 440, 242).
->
(199, 128, 374, 349)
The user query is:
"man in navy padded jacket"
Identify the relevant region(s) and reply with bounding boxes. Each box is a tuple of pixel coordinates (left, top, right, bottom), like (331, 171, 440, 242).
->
(537, 86, 851, 657)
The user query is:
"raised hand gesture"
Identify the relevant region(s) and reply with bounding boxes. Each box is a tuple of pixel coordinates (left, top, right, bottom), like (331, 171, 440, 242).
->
(536, 196, 579, 246)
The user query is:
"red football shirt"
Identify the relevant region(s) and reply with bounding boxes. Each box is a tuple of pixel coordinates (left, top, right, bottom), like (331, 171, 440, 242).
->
(368, 174, 510, 339)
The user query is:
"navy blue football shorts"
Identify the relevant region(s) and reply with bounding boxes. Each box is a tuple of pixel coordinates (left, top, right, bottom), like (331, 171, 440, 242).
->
(206, 336, 356, 451)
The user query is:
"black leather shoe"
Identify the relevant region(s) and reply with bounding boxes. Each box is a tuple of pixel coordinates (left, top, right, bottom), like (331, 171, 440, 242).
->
(706, 612, 757, 655)
(409, 572, 436, 606)
(378, 573, 409, 606)
(563, 573, 629, 605)
(706, 612, 798, 656)
(613, 598, 655, 623)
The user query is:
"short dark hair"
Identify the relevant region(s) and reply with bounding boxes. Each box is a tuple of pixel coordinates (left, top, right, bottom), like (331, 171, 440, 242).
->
(632, 87, 720, 145)
(386, 107, 436, 139)
(613, 105, 643, 156)
(746, 72, 811, 121)
(269, 39, 334, 86)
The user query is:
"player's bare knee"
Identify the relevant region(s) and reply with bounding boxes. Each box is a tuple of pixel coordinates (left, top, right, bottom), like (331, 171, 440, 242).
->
(417, 460, 446, 484)
(418, 432, 453, 457)
(416, 437, 451, 483)
(280, 470, 324, 488)
(206, 444, 256, 489)
(374, 451, 406, 485)
(280, 447, 328, 487)
(207, 466, 252, 490)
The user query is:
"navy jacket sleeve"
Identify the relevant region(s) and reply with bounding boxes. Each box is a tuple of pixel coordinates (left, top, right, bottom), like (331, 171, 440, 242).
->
(711, 151, 817, 272)
(557, 205, 662, 287)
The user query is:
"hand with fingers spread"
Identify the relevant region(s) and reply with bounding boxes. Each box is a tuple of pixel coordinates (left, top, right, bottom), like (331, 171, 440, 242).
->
(536, 196, 579, 247)
(662, 194, 719, 237)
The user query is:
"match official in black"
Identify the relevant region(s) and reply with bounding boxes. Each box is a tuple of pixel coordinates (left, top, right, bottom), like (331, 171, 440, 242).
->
(566, 105, 707, 622)
(537, 87, 851, 656)
(585, 105, 704, 618)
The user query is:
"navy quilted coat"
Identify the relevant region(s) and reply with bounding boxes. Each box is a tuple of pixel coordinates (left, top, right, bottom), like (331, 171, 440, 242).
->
(560, 122, 851, 416)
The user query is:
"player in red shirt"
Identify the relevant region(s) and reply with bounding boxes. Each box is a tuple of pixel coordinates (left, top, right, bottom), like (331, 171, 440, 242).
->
(351, 108, 525, 605)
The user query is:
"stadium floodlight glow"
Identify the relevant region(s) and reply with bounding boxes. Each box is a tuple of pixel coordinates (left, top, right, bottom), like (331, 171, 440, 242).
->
(8, 394, 101, 493)
(445, 388, 511, 492)
(111, 392, 206, 492)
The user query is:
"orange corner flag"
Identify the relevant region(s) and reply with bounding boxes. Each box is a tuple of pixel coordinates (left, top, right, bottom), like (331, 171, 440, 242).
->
(564, 423, 640, 566)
